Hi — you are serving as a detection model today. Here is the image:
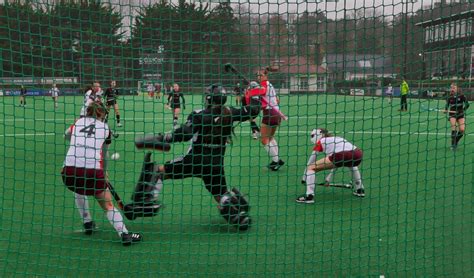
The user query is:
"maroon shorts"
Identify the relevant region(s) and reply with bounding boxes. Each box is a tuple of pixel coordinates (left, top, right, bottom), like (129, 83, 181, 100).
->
(61, 166, 107, 196)
(262, 109, 282, 127)
(329, 149, 363, 167)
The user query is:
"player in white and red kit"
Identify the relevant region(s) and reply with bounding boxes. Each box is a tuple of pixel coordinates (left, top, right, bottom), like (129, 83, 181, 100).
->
(62, 101, 142, 246)
(297, 128, 365, 204)
(79, 82, 102, 117)
(246, 67, 287, 171)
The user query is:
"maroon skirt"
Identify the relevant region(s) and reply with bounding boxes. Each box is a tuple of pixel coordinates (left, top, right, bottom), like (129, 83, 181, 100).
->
(61, 166, 107, 196)
(329, 149, 363, 167)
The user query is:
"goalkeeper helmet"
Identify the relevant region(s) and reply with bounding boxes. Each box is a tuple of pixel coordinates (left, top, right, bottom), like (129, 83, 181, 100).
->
(205, 84, 227, 106)
(310, 128, 327, 144)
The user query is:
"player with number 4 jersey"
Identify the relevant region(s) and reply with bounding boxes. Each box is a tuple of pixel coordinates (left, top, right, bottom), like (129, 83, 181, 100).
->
(62, 101, 142, 246)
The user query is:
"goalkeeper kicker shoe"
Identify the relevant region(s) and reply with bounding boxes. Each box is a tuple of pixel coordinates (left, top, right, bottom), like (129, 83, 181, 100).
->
(121, 232, 143, 246)
(296, 194, 314, 204)
(352, 188, 365, 198)
(83, 221, 96, 235)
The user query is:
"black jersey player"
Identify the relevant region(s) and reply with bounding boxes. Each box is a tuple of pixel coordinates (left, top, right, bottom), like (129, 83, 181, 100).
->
(125, 84, 262, 231)
(445, 83, 469, 150)
(166, 83, 186, 127)
(104, 80, 122, 127)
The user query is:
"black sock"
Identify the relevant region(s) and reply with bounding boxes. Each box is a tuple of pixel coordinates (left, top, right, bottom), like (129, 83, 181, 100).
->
(451, 131, 457, 146)
(455, 131, 464, 144)
(116, 115, 120, 123)
(250, 122, 260, 133)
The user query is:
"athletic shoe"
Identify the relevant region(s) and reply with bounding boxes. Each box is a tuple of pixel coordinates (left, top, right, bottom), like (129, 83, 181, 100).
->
(352, 188, 365, 198)
(450, 144, 457, 151)
(296, 194, 314, 204)
(252, 132, 259, 140)
(117, 122, 122, 127)
(83, 221, 96, 235)
(121, 232, 143, 246)
(268, 159, 285, 171)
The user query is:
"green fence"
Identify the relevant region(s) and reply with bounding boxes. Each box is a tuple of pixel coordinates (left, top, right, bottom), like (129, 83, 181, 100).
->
(1, 1, 472, 276)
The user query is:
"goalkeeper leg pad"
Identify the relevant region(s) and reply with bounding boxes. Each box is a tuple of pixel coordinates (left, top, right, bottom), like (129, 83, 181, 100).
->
(219, 193, 251, 231)
(123, 203, 161, 221)
(231, 187, 250, 213)
(131, 152, 161, 204)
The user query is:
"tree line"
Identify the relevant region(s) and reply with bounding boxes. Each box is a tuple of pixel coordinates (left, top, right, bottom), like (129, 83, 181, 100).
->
(0, 0, 470, 87)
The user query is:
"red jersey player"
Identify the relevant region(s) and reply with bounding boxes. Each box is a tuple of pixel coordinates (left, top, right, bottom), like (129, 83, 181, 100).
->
(246, 67, 288, 171)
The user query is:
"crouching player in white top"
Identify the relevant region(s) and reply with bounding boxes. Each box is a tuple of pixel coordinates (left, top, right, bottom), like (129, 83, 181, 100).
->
(297, 128, 365, 204)
(61, 100, 142, 246)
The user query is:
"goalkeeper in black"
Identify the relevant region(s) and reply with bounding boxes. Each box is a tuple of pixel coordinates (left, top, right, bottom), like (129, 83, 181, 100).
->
(126, 84, 261, 230)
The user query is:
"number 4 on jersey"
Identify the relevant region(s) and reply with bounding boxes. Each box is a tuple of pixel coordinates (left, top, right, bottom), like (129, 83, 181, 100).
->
(79, 124, 96, 137)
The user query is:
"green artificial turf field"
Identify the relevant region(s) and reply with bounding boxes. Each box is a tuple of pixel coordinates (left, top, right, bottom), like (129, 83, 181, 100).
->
(1, 94, 472, 276)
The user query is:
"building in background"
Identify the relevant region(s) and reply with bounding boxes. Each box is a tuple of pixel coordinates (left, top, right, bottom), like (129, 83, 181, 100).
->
(416, 10, 474, 80)
(324, 54, 395, 81)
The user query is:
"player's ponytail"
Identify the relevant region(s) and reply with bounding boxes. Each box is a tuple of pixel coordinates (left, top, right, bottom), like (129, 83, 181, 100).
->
(86, 101, 107, 121)
(321, 128, 332, 137)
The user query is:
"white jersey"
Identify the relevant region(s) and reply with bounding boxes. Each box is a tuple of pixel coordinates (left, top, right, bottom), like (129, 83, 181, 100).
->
(64, 117, 111, 169)
(386, 86, 393, 95)
(261, 81, 280, 111)
(80, 90, 97, 117)
(313, 136, 357, 156)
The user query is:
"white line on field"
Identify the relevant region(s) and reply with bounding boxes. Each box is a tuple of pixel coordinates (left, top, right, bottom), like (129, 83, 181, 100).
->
(0, 130, 470, 137)
(0, 114, 460, 122)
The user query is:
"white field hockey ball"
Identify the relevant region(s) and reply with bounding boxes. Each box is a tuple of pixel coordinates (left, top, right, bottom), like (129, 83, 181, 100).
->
(110, 152, 120, 160)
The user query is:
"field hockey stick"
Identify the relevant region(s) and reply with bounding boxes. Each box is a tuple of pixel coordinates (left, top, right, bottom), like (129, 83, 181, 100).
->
(224, 63, 251, 85)
(106, 181, 125, 210)
(420, 105, 451, 113)
(317, 182, 352, 189)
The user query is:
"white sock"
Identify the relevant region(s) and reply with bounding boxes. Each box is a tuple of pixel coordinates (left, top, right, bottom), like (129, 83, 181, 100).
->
(264, 139, 279, 162)
(305, 169, 316, 196)
(351, 167, 364, 190)
(153, 178, 163, 198)
(325, 169, 336, 183)
(74, 193, 92, 224)
(105, 208, 128, 237)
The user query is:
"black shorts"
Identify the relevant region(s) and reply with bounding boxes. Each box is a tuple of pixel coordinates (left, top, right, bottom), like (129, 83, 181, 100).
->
(163, 152, 227, 196)
(106, 99, 117, 106)
(170, 103, 181, 109)
(449, 114, 465, 121)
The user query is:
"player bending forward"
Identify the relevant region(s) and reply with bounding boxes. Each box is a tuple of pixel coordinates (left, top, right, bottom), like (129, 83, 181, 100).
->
(297, 128, 365, 204)
(127, 84, 259, 230)
(61, 100, 142, 246)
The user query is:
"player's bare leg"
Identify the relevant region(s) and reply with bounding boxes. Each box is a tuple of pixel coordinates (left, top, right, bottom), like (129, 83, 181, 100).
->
(324, 168, 336, 186)
(261, 124, 284, 171)
(296, 157, 335, 204)
(173, 108, 181, 127)
(449, 118, 458, 149)
(114, 103, 122, 127)
(452, 118, 465, 149)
